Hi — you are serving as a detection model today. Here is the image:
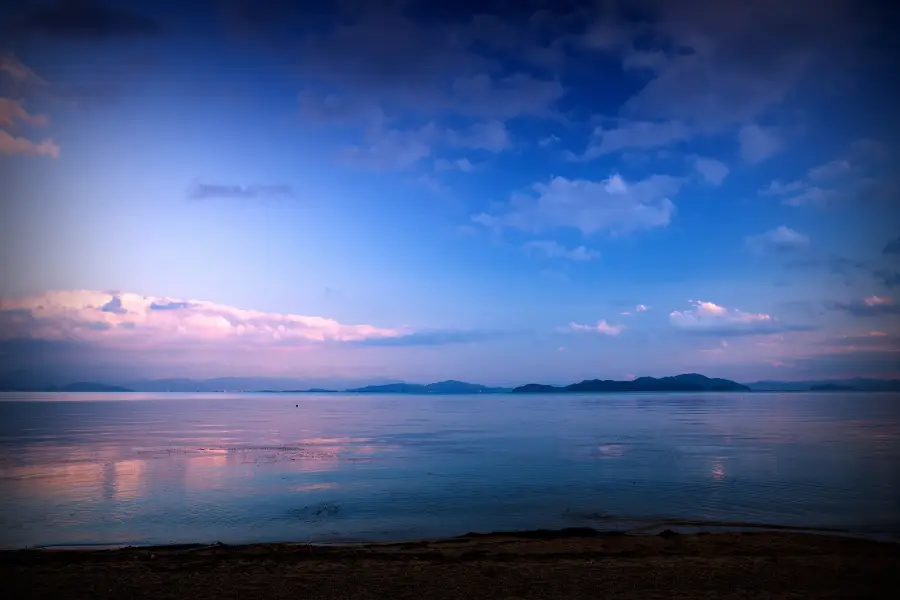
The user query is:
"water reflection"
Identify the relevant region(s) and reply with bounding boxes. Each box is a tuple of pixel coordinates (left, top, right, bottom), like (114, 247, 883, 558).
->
(0, 391, 898, 548)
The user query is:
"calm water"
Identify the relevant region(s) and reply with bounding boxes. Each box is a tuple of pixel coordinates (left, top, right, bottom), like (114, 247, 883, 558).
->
(0, 392, 898, 548)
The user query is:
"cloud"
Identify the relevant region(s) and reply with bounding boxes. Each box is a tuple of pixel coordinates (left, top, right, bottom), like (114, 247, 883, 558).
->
(339, 121, 437, 170)
(472, 173, 680, 235)
(0, 54, 47, 85)
(669, 300, 809, 336)
(831, 296, 900, 317)
(448, 73, 565, 120)
(760, 144, 885, 207)
(0, 290, 411, 350)
(538, 135, 560, 148)
(1, 57, 59, 158)
(874, 269, 900, 289)
(577, 120, 691, 159)
(0, 98, 48, 127)
(808, 159, 854, 182)
(148, 301, 195, 311)
(523, 240, 599, 261)
(620, 304, 648, 315)
(338, 119, 507, 171)
(884, 236, 900, 255)
(435, 157, 474, 172)
(17, 2, 163, 38)
(782, 349, 900, 379)
(738, 124, 782, 164)
(186, 183, 295, 201)
(597, 0, 863, 131)
(817, 331, 898, 351)
(0, 130, 59, 158)
(565, 320, 625, 336)
(352, 329, 494, 347)
(693, 157, 729, 185)
(292, 10, 566, 122)
(746, 226, 810, 254)
(446, 120, 510, 152)
(100, 296, 127, 314)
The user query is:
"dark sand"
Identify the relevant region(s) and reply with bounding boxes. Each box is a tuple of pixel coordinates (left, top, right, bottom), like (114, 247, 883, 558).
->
(3, 529, 899, 599)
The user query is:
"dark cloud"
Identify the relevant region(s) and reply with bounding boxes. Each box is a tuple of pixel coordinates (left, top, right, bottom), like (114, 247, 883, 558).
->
(148, 301, 194, 311)
(784, 254, 876, 287)
(818, 333, 898, 349)
(874, 269, 900, 288)
(186, 183, 295, 201)
(831, 298, 900, 317)
(676, 323, 815, 337)
(100, 296, 126, 314)
(607, 0, 871, 128)
(884, 236, 900, 255)
(17, 1, 163, 38)
(353, 329, 496, 347)
(785, 349, 900, 378)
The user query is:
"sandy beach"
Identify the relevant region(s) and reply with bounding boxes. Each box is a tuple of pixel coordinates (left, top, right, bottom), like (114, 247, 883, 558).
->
(3, 529, 898, 599)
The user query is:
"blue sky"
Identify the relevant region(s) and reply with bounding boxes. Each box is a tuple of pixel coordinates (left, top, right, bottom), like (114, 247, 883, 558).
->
(1, 0, 899, 386)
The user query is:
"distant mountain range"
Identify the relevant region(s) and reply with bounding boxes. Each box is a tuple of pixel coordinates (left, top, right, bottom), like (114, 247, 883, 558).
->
(513, 374, 750, 393)
(3, 374, 899, 394)
(345, 380, 511, 394)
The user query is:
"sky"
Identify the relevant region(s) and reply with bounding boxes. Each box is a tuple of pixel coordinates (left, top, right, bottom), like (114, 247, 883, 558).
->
(1, 0, 899, 387)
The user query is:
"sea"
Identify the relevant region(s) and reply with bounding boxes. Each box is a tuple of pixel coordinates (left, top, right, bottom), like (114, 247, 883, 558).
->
(0, 391, 898, 549)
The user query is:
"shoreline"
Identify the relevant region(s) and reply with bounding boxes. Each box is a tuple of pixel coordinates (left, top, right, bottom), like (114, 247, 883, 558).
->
(4, 529, 899, 599)
(8, 519, 897, 553)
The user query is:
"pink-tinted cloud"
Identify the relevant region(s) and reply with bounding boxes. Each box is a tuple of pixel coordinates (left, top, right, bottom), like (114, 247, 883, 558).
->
(621, 304, 648, 316)
(0, 290, 407, 349)
(832, 296, 900, 317)
(565, 319, 625, 336)
(0, 98, 49, 127)
(0, 130, 59, 158)
(0, 53, 48, 85)
(670, 300, 808, 336)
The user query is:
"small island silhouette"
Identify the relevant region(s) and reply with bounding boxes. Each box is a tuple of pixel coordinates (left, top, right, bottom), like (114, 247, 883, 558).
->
(512, 374, 749, 393)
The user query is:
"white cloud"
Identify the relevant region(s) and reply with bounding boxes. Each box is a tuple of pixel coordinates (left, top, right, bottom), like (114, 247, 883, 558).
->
(338, 119, 508, 170)
(566, 320, 625, 336)
(808, 159, 853, 182)
(693, 157, 729, 185)
(0, 290, 406, 347)
(669, 300, 802, 336)
(447, 120, 510, 152)
(435, 157, 474, 172)
(539, 134, 560, 148)
(746, 226, 810, 254)
(523, 240, 600, 261)
(760, 148, 875, 207)
(472, 173, 680, 235)
(578, 119, 691, 159)
(739, 124, 782, 164)
(621, 304, 648, 315)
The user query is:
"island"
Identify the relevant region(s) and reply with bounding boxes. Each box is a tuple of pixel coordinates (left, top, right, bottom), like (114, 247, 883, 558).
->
(347, 380, 511, 394)
(258, 388, 338, 393)
(512, 374, 750, 393)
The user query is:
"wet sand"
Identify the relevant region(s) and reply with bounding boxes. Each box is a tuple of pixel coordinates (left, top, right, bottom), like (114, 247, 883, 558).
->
(2, 529, 899, 599)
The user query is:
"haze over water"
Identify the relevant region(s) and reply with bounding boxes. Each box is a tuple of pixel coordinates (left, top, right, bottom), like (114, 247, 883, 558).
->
(1, 391, 898, 549)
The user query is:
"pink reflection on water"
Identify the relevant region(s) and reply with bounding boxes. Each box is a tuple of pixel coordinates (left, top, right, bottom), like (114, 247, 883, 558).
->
(712, 459, 726, 481)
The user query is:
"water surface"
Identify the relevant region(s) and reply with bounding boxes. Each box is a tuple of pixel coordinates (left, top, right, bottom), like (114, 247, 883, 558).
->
(1, 392, 898, 548)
